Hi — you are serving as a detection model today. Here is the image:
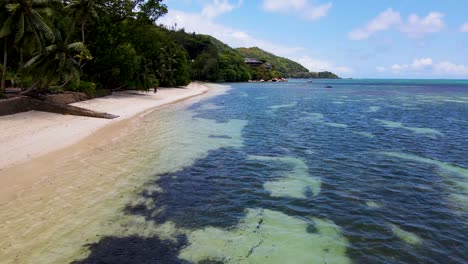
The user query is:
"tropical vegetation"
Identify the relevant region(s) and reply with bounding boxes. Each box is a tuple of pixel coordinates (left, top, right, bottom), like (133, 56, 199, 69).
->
(0, 0, 340, 98)
(236, 47, 340, 79)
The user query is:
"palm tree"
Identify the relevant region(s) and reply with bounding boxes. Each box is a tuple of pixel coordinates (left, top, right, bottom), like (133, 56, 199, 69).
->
(0, 0, 56, 94)
(24, 29, 89, 89)
(64, 0, 99, 44)
(158, 47, 177, 87)
(135, 57, 158, 91)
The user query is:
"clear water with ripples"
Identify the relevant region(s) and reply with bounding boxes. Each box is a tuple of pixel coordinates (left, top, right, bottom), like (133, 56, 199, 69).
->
(75, 79, 468, 264)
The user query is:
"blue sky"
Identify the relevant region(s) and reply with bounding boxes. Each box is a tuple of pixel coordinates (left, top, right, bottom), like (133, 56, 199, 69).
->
(160, 0, 468, 78)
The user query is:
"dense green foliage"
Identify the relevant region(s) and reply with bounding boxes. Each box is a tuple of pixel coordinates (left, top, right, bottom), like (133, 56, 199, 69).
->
(0, 0, 253, 95)
(288, 71, 340, 79)
(249, 66, 283, 81)
(0, 0, 188, 95)
(317, 71, 340, 79)
(71, 0, 192, 89)
(0, 0, 340, 97)
(236, 47, 308, 77)
(236, 47, 340, 79)
(170, 32, 250, 82)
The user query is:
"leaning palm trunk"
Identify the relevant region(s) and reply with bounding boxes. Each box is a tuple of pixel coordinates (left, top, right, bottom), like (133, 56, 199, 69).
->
(79, 23, 85, 65)
(81, 22, 85, 44)
(19, 47, 24, 67)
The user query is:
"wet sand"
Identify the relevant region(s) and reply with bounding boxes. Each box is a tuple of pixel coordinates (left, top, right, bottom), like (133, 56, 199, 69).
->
(0, 83, 218, 263)
(0, 83, 209, 169)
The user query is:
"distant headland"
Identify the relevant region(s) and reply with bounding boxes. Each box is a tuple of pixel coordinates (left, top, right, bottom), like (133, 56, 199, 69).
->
(236, 47, 340, 81)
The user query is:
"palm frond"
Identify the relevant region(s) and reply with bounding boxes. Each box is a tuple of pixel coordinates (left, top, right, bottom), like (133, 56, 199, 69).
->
(33, 0, 55, 7)
(90, 8, 98, 20)
(28, 20, 44, 50)
(14, 14, 25, 44)
(0, 15, 14, 38)
(67, 41, 85, 52)
(5, 3, 20, 13)
(30, 10, 54, 41)
(24, 54, 42, 68)
(63, 2, 79, 10)
(44, 44, 57, 52)
(36, 7, 53, 16)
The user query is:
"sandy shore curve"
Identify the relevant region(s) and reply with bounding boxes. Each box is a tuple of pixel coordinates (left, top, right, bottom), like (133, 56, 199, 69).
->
(0, 83, 209, 170)
(0, 82, 222, 263)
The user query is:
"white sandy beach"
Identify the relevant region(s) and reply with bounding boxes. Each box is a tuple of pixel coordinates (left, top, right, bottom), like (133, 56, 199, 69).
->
(0, 83, 209, 169)
(0, 82, 225, 263)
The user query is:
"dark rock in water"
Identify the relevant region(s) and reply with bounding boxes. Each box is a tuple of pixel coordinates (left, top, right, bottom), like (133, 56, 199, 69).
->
(71, 235, 191, 264)
(209, 135, 232, 139)
(325, 86, 333, 88)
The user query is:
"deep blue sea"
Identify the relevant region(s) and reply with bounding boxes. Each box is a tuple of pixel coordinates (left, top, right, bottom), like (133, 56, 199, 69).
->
(75, 79, 468, 264)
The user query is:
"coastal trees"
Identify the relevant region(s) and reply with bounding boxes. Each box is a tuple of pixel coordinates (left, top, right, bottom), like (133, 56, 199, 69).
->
(157, 47, 176, 87)
(135, 0, 167, 24)
(236, 47, 340, 79)
(83, 11, 189, 89)
(0, 0, 56, 95)
(0, 0, 55, 51)
(93, 0, 167, 25)
(169, 32, 250, 82)
(236, 47, 308, 77)
(135, 57, 158, 90)
(0, 0, 342, 99)
(64, 0, 100, 44)
(249, 65, 280, 81)
(317, 71, 339, 79)
(127, 24, 189, 87)
(23, 28, 89, 89)
(0, 0, 175, 95)
(157, 46, 189, 87)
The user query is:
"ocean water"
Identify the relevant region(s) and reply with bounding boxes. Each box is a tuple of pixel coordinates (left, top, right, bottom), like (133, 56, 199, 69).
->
(49, 80, 468, 263)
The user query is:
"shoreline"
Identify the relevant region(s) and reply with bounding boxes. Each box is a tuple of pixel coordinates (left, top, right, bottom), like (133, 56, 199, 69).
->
(0, 83, 231, 263)
(0, 82, 210, 170)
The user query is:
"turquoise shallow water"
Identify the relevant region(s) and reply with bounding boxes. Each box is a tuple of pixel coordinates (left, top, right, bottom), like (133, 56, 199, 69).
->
(74, 79, 468, 264)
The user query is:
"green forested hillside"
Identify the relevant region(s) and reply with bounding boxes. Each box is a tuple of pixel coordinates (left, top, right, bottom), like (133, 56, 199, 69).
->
(236, 47, 308, 77)
(235, 47, 340, 79)
(169, 32, 251, 82)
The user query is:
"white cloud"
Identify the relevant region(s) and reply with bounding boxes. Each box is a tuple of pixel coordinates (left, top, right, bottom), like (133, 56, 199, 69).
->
(262, 0, 332, 21)
(434, 62, 468, 75)
(460, 22, 468, 32)
(391, 64, 409, 74)
(301, 3, 332, 20)
(349, 9, 444, 40)
(376, 66, 386, 72)
(295, 56, 353, 75)
(379, 58, 468, 77)
(159, 9, 304, 56)
(263, 0, 307, 11)
(202, 0, 243, 19)
(400, 12, 444, 38)
(412, 58, 433, 69)
(349, 8, 401, 40)
(159, 3, 351, 77)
